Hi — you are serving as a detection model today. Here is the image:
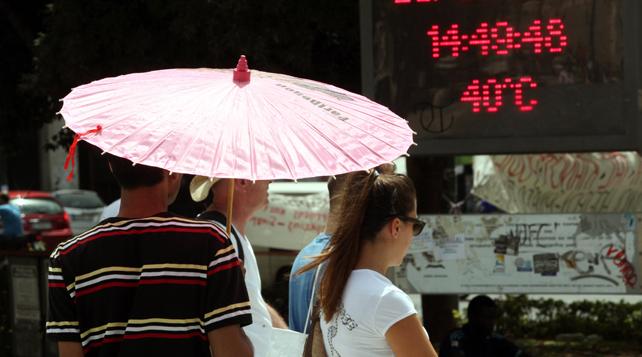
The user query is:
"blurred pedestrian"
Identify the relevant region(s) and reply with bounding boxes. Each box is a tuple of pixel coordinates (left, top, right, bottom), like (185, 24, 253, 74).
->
(0, 192, 24, 248)
(439, 295, 528, 357)
(288, 174, 347, 333)
(301, 170, 437, 357)
(47, 154, 253, 357)
(191, 177, 288, 357)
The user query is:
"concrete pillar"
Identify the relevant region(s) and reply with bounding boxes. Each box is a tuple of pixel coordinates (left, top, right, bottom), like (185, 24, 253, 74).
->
(406, 155, 459, 347)
(39, 120, 77, 191)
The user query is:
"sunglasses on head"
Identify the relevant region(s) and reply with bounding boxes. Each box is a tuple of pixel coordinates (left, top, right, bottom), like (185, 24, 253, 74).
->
(393, 215, 426, 236)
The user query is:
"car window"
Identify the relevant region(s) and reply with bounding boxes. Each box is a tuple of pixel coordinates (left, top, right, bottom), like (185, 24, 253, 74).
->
(11, 198, 64, 214)
(54, 192, 104, 209)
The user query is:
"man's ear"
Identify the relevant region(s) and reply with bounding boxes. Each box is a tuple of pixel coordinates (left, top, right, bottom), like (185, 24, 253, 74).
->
(169, 172, 183, 184)
(236, 179, 250, 191)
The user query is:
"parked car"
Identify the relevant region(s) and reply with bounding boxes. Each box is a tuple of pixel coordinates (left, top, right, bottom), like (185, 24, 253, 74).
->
(52, 189, 105, 235)
(6, 191, 73, 251)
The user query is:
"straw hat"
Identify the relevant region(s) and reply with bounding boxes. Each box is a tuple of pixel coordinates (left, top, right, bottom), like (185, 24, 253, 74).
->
(189, 176, 223, 202)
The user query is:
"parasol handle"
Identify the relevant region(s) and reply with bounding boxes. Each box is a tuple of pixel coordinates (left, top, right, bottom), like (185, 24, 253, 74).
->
(226, 180, 235, 236)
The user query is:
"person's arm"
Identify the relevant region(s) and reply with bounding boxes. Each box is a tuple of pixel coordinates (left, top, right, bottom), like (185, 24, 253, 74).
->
(58, 342, 84, 357)
(47, 257, 83, 356)
(267, 303, 288, 328)
(386, 314, 438, 357)
(208, 324, 253, 357)
(203, 228, 254, 356)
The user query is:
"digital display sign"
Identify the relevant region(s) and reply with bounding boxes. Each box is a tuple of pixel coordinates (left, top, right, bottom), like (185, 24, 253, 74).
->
(360, 0, 642, 154)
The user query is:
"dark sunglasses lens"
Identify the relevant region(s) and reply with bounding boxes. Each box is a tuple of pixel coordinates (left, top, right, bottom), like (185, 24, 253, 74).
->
(413, 220, 425, 236)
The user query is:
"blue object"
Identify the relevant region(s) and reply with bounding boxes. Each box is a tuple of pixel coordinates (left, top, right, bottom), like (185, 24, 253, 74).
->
(0, 203, 24, 237)
(288, 232, 330, 333)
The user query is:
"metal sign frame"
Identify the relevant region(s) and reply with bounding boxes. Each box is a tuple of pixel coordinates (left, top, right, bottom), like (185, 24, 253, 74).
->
(360, 0, 642, 155)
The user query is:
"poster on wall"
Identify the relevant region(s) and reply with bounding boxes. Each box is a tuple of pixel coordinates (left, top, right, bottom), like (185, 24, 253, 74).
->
(393, 214, 641, 294)
(245, 192, 329, 250)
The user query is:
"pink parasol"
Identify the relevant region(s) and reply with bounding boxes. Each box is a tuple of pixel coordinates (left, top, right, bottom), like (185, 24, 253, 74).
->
(60, 56, 415, 232)
(61, 56, 414, 181)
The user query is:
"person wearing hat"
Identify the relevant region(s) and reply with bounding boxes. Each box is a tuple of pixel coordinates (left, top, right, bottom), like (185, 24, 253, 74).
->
(191, 176, 288, 357)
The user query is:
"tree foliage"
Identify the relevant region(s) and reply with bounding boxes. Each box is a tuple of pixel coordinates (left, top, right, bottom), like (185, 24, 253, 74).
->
(29, 0, 361, 148)
(493, 295, 642, 343)
(0, 0, 48, 158)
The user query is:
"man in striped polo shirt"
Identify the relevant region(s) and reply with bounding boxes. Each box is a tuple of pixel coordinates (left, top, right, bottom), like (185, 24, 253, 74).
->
(47, 154, 253, 357)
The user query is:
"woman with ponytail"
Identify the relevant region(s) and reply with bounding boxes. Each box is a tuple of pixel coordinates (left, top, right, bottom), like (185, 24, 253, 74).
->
(301, 169, 437, 357)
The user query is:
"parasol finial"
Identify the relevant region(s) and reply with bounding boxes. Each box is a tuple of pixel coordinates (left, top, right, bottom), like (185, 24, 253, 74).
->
(233, 55, 251, 83)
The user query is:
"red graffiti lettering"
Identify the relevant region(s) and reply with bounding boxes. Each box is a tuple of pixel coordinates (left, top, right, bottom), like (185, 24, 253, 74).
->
(606, 245, 638, 288)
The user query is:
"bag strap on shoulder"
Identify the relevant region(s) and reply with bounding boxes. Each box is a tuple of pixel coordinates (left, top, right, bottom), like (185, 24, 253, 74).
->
(304, 263, 325, 334)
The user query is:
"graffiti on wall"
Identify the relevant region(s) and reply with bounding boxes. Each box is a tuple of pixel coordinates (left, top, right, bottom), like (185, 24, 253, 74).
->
(394, 214, 640, 294)
(246, 192, 329, 250)
(473, 153, 642, 213)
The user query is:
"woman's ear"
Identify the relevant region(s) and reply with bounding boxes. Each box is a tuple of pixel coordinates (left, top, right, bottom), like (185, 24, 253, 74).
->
(389, 218, 402, 239)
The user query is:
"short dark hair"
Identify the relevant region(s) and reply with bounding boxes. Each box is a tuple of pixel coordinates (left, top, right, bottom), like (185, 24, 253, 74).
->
(105, 153, 165, 189)
(467, 295, 497, 320)
(0, 193, 8, 204)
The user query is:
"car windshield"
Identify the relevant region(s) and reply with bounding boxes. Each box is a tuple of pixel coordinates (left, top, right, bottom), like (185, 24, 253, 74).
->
(54, 191, 104, 209)
(11, 198, 64, 214)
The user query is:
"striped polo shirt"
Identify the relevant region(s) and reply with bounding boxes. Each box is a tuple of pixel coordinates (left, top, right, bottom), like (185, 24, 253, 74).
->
(46, 213, 252, 356)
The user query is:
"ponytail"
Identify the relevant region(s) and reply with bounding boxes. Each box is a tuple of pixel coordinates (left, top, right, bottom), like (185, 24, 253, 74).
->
(299, 169, 416, 322)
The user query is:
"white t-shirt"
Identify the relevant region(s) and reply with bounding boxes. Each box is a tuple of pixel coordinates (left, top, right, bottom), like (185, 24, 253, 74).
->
(100, 199, 120, 220)
(320, 269, 423, 357)
(229, 227, 273, 357)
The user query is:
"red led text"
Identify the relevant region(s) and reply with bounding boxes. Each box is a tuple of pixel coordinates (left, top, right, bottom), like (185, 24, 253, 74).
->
(395, 0, 437, 3)
(460, 77, 538, 113)
(427, 19, 567, 58)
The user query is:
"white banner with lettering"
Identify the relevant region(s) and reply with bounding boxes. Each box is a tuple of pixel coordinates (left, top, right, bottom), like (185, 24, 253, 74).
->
(246, 193, 329, 250)
(472, 153, 642, 213)
(393, 214, 641, 294)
